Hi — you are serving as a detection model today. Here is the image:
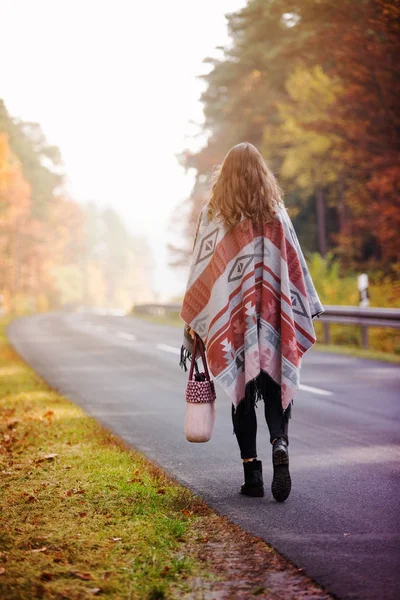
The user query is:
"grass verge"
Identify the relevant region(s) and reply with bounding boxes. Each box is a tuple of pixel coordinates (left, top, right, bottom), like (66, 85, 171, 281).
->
(131, 311, 182, 329)
(0, 316, 332, 600)
(0, 318, 206, 599)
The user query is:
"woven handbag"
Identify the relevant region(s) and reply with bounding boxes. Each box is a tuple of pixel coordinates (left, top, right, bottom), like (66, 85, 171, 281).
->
(185, 334, 216, 443)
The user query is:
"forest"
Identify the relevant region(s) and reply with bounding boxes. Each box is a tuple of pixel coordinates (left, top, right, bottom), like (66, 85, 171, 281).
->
(171, 0, 399, 313)
(0, 100, 153, 313)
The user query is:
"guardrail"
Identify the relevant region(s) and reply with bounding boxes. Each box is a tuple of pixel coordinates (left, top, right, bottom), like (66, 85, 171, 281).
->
(133, 304, 400, 350)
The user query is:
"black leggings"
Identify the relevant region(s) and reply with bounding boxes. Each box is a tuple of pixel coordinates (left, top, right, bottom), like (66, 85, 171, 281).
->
(231, 371, 290, 460)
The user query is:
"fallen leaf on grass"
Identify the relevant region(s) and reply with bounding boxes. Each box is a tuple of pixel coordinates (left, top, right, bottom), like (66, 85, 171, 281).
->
(3, 408, 15, 417)
(53, 554, 65, 564)
(29, 547, 47, 553)
(88, 589, 102, 595)
(35, 453, 58, 463)
(0, 567, 5, 575)
(78, 512, 87, 518)
(44, 411, 54, 418)
(156, 488, 166, 495)
(70, 571, 94, 580)
(181, 509, 193, 517)
(65, 488, 85, 496)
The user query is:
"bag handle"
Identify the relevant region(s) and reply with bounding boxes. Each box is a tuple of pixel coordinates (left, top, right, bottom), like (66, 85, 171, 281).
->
(188, 334, 211, 381)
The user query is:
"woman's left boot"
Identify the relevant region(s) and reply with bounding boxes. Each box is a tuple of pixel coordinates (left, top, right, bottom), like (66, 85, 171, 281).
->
(241, 459, 264, 497)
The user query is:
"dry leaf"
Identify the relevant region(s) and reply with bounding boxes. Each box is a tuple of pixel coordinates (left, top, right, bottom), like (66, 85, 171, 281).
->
(88, 588, 102, 595)
(102, 571, 113, 580)
(36, 453, 58, 463)
(44, 411, 54, 418)
(181, 509, 193, 517)
(70, 571, 94, 580)
(0, 567, 5, 575)
(53, 552, 65, 563)
(78, 512, 87, 518)
(65, 488, 85, 496)
(156, 488, 166, 495)
(30, 547, 47, 553)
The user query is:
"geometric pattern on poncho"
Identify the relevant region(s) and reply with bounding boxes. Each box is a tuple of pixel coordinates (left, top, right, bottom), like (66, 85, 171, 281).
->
(181, 206, 324, 411)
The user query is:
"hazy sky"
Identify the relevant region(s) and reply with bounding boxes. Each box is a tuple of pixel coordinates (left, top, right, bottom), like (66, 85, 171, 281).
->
(0, 0, 245, 301)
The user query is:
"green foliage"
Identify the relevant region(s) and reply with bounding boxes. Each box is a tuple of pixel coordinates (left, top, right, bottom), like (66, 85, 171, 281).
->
(308, 253, 400, 353)
(308, 253, 358, 306)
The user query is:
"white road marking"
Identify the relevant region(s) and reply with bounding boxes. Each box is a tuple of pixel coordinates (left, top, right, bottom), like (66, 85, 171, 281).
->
(117, 332, 137, 341)
(299, 384, 333, 396)
(156, 343, 181, 355)
(155, 344, 333, 396)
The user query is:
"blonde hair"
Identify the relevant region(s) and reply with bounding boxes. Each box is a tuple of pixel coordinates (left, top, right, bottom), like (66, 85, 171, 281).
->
(207, 142, 283, 229)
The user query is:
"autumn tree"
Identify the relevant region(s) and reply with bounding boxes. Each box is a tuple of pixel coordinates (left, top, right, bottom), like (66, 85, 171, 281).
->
(174, 0, 400, 270)
(0, 100, 154, 312)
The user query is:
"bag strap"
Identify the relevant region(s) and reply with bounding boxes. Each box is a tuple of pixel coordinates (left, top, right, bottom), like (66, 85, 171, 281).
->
(188, 334, 198, 381)
(188, 334, 211, 381)
(197, 335, 211, 380)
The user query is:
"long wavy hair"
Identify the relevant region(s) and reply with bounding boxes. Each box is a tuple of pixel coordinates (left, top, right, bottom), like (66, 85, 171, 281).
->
(207, 142, 283, 228)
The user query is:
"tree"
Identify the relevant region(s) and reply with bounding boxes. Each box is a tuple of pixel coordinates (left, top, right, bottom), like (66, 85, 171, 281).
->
(175, 0, 400, 270)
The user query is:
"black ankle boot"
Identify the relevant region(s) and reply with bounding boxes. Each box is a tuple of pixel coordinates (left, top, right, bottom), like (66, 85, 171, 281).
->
(241, 459, 264, 497)
(271, 438, 291, 502)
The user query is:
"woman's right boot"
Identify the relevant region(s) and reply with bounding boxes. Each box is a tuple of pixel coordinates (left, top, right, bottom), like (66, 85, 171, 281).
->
(241, 459, 264, 497)
(271, 438, 291, 502)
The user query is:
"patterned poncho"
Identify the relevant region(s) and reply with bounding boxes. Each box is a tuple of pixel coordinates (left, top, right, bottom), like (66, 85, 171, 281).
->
(180, 206, 324, 412)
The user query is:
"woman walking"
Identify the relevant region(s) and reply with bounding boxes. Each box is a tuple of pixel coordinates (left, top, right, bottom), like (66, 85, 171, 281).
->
(180, 143, 323, 502)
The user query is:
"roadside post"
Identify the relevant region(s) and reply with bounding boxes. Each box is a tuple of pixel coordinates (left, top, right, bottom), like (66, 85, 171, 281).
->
(358, 274, 369, 348)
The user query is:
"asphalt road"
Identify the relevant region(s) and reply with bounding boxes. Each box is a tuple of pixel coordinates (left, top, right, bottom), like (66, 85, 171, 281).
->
(8, 311, 400, 600)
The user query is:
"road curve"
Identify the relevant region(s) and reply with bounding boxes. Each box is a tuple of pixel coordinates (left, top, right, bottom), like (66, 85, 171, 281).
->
(8, 311, 400, 600)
